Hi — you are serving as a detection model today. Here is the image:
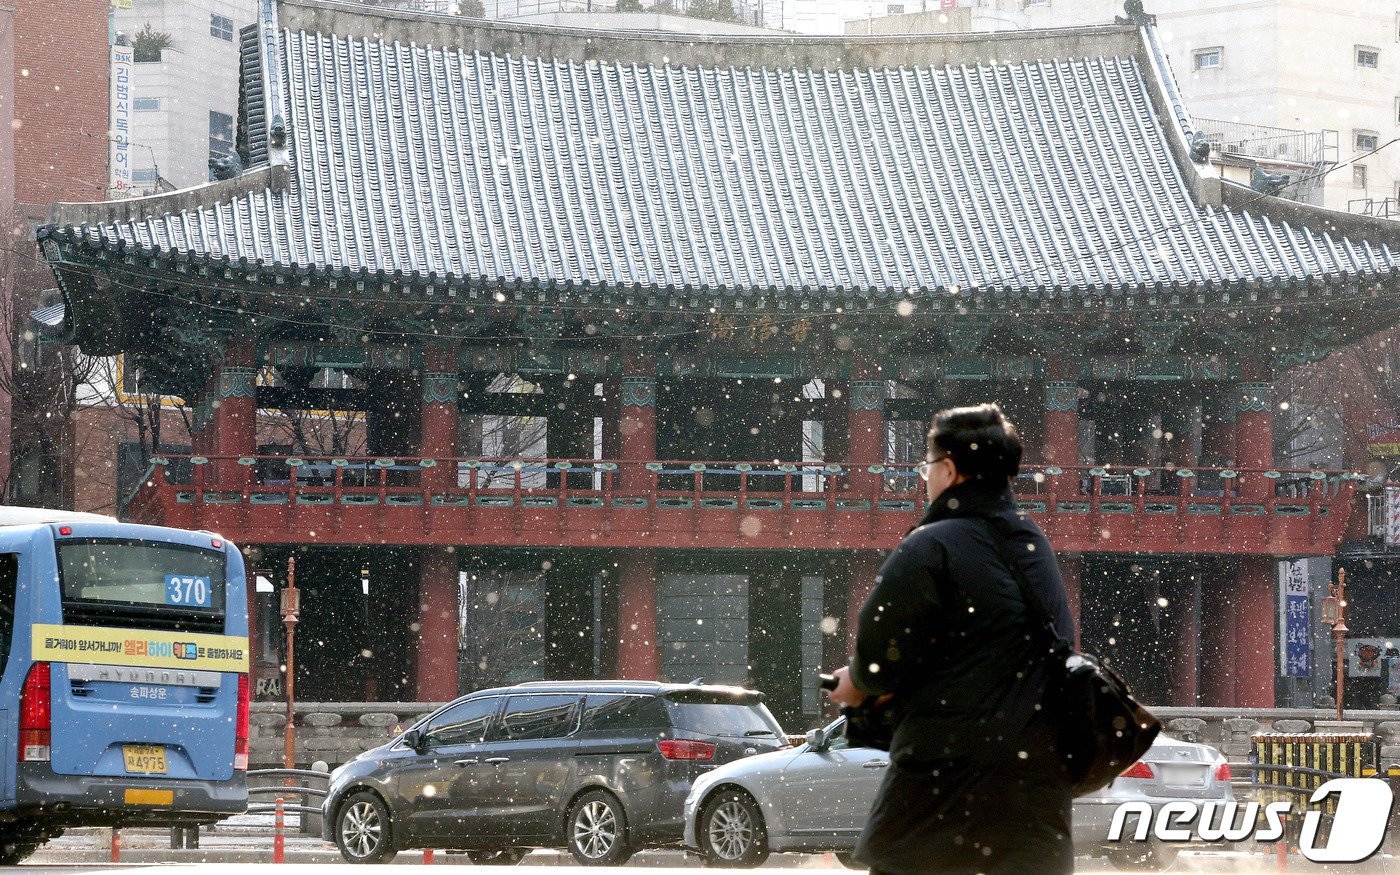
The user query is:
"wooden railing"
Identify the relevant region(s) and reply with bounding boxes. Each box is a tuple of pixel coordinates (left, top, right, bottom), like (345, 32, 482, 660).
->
(123, 456, 1361, 554)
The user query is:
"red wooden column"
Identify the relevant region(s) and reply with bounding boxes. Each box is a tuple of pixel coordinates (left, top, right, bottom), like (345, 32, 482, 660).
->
(415, 547, 460, 701)
(1169, 567, 1200, 706)
(1233, 558, 1277, 707)
(1043, 380, 1080, 469)
(420, 345, 459, 493)
(847, 378, 885, 498)
(1235, 381, 1275, 500)
(846, 550, 886, 656)
(616, 550, 658, 679)
(1198, 564, 1237, 707)
(618, 360, 655, 492)
(1200, 389, 1237, 467)
(1057, 553, 1081, 649)
(212, 338, 257, 488)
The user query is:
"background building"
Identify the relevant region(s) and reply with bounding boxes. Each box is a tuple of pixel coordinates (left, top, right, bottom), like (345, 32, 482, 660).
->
(3, 0, 109, 505)
(113, 0, 258, 193)
(851, 0, 1398, 215)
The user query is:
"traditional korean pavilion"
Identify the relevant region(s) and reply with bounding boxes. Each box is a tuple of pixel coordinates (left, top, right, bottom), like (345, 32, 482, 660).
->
(38, 0, 1400, 718)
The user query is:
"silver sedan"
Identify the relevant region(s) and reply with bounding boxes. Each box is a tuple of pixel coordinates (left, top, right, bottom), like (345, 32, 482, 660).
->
(683, 717, 1233, 870)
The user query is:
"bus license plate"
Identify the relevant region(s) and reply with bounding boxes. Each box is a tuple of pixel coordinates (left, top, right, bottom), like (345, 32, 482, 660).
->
(123, 745, 168, 774)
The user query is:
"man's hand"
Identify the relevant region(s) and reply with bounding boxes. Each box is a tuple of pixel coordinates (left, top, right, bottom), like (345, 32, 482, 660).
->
(826, 666, 867, 708)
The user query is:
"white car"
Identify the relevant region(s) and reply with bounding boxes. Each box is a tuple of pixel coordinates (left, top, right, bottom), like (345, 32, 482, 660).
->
(683, 716, 1233, 870)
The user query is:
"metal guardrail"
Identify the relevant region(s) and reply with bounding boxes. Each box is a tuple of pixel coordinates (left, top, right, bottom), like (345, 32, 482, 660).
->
(246, 768, 329, 816)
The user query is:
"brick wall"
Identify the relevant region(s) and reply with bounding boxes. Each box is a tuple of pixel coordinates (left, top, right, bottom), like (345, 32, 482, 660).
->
(12, 0, 109, 207)
(6, 0, 109, 504)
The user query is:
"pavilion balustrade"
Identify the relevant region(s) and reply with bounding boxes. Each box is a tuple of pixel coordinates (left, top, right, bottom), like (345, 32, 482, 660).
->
(132, 454, 1358, 513)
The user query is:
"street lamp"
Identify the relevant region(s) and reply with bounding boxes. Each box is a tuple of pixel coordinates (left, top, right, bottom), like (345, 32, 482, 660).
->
(1321, 568, 1348, 722)
(281, 556, 301, 771)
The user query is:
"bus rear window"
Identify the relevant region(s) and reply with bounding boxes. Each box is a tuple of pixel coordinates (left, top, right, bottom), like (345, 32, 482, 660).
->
(57, 539, 226, 631)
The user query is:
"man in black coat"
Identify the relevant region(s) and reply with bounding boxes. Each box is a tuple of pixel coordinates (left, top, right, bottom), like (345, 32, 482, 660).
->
(829, 403, 1075, 875)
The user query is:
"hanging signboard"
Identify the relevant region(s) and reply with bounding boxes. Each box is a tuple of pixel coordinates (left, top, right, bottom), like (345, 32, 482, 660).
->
(109, 43, 134, 197)
(1279, 560, 1310, 677)
(1347, 637, 1387, 677)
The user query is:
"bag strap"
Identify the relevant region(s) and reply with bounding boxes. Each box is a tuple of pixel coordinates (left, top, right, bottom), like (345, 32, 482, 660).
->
(979, 517, 1072, 654)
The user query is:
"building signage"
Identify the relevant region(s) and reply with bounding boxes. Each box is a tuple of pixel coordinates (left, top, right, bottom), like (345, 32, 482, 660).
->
(109, 43, 134, 196)
(1280, 559, 1309, 677)
(1367, 422, 1400, 458)
(1386, 486, 1400, 545)
(31, 624, 248, 672)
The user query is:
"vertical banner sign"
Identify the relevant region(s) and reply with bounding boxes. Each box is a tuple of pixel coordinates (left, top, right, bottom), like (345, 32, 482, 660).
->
(109, 43, 134, 197)
(1386, 486, 1400, 545)
(1280, 559, 1310, 677)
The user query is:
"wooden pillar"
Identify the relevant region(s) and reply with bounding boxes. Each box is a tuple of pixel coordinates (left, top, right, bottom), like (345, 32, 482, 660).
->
(212, 338, 257, 488)
(846, 550, 886, 656)
(420, 345, 459, 493)
(1235, 381, 1275, 500)
(415, 546, 460, 702)
(1201, 388, 1237, 467)
(618, 358, 655, 492)
(1058, 553, 1081, 649)
(847, 377, 886, 497)
(1169, 565, 1200, 706)
(1043, 380, 1080, 469)
(616, 550, 658, 680)
(1233, 557, 1277, 708)
(1199, 562, 1237, 707)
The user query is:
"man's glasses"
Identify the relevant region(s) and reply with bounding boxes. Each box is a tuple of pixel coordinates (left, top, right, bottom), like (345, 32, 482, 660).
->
(916, 454, 949, 481)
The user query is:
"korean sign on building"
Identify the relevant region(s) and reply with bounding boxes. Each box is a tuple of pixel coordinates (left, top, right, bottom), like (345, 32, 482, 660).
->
(1280, 559, 1310, 677)
(109, 42, 134, 196)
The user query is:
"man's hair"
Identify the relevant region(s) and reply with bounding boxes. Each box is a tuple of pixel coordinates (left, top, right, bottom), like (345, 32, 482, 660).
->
(928, 403, 1022, 481)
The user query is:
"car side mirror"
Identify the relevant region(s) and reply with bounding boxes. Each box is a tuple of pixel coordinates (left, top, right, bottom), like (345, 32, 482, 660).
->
(401, 728, 426, 754)
(805, 728, 828, 752)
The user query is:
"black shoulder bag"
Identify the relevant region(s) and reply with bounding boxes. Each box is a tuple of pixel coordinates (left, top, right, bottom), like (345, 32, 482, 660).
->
(982, 517, 1161, 797)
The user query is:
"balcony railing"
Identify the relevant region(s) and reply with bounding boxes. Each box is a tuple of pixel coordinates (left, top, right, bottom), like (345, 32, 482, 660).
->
(124, 456, 1361, 554)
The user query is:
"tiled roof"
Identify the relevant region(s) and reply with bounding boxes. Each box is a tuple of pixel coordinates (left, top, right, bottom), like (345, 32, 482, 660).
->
(42, 6, 1400, 304)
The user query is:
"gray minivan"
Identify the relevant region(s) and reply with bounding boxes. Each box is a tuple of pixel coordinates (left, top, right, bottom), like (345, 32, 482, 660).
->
(323, 680, 787, 864)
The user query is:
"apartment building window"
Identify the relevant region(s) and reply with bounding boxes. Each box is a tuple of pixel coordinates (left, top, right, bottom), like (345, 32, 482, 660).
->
(208, 110, 234, 176)
(1193, 47, 1222, 71)
(1357, 46, 1380, 68)
(1355, 164, 1368, 189)
(210, 13, 234, 41)
(1025, 0, 1049, 6)
(133, 97, 161, 111)
(1356, 130, 1380, 152)
(885, 3, 904, 11)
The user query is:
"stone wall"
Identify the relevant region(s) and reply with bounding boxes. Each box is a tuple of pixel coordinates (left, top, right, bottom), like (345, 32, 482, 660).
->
(252, 701, 1400, 770)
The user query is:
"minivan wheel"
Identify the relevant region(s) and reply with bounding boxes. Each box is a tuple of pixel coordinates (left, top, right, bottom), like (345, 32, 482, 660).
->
(335, 791, 398, 864)
(467, 848, 528, 865)
(834, 851, 865, 870)
(566, 789, 633, 866)
(698, 790, 769, 868)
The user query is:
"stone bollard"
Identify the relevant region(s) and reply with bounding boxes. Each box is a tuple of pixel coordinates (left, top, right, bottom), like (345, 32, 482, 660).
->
(1376, 722, 1400, 770)
(1221, 717, 1261, 762)
(1166, 717, 1207, 744)
(302, 759, 331, 836)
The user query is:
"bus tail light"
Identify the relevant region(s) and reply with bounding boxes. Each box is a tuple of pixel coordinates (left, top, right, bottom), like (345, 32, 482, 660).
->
(19, 662, 51, 763)
(234, 673, 250, 771)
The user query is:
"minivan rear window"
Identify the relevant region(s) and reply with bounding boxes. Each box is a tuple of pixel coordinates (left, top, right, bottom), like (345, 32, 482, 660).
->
(57, 539, 225, 631)
(663, 699, 783, 739)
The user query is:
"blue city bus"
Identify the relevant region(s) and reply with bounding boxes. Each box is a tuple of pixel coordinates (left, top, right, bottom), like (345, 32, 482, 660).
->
(0, 507, 250, 862)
